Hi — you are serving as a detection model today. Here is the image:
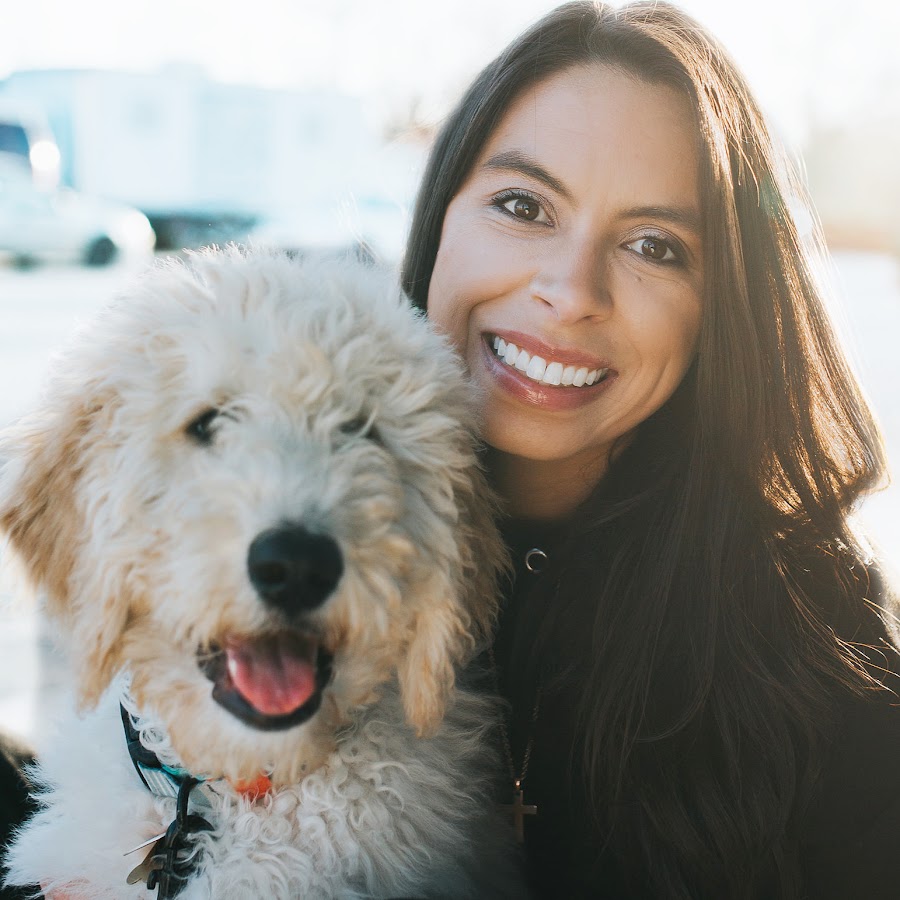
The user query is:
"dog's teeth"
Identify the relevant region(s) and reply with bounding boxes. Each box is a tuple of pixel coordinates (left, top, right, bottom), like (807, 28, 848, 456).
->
(497, 338, 507, 356)
(503, 342, 518, 365)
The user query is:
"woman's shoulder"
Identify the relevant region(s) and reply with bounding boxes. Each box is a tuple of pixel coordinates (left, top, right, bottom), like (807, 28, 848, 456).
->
(815, 683, 900, 799)
(797, 684, 900, 897)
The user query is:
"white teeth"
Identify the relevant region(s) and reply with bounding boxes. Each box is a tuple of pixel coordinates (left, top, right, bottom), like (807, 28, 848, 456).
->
(490, 336, 607, 388)
(542, 361, 563, 385)
(526, 356, 547, 380)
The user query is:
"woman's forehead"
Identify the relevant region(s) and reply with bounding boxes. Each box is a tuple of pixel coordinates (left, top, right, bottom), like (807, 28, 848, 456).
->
(472, 64, 701, 211)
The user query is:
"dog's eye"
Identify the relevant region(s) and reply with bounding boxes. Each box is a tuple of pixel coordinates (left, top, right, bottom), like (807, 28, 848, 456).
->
(339, 415, 379, 443)
(340, 416, 367, 435)
(186, 408, 220, 445)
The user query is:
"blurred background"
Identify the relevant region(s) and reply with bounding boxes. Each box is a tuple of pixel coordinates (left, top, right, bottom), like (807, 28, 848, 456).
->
(1, 0, 898, 746)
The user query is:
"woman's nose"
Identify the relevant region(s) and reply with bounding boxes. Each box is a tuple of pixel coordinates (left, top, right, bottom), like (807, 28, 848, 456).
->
(530, 237, 610, 323)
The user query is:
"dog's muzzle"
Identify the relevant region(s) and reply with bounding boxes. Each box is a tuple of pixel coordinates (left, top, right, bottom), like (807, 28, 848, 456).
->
(197, 524, 342, 731)
(199, 631, 334, 731)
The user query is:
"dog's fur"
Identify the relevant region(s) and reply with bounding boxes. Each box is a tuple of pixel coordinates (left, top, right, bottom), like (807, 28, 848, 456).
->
(0, 248, 519, 898)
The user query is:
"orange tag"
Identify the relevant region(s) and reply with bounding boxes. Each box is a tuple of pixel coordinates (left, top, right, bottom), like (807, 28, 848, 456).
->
(230, 773, 273, 800)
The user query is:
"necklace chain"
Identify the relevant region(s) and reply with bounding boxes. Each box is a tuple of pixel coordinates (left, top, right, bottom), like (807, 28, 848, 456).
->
(489, 541, 548, 842)
(488, 646, 541, 786)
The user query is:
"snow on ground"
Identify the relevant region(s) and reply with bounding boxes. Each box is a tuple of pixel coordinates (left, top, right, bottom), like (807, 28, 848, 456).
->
(0, 251, 898, 743)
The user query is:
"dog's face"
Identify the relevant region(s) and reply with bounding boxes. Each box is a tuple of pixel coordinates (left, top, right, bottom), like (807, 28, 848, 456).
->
(0, 249, 502, 784)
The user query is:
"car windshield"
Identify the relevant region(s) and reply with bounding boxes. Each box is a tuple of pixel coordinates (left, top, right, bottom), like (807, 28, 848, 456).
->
(0, 124, 31, 159)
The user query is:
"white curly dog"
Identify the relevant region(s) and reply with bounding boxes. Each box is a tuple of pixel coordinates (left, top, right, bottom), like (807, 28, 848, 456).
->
(1, 248, 521, 899)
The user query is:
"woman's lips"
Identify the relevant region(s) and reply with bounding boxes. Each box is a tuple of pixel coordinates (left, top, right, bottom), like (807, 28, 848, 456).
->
(490, 333, 610, 386)
(479, 334, 616, 411)
(490, 330, 609, 371)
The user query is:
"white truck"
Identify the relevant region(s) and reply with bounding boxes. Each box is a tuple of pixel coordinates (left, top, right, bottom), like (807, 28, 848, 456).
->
(0, 67, 412, 255)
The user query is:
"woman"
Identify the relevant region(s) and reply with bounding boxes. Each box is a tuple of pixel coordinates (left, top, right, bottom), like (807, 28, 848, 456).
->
(11, 4, 900, 898)
(403, 2, 900, 897)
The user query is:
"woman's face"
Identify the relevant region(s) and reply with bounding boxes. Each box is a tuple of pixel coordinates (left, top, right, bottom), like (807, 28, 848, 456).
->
(427, 64, 704, 515)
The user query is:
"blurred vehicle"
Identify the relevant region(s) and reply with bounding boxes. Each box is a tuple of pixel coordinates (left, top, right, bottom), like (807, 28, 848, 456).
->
(247, 213, 371, 262)
(0, 159, 155, 267)
(247, 194, 408, 265)
(0, 99, 61, 190)
(0, 69, 392, 253)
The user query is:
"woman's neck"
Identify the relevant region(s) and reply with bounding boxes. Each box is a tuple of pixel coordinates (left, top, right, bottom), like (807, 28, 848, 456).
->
(486, 447, 607, 521)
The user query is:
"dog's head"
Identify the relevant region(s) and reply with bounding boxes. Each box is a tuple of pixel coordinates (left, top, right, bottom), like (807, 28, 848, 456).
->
(0, 247, 504, 782)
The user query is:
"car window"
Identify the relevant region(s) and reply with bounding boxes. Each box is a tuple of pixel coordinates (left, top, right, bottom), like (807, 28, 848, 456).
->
(0, 124, 31, 160)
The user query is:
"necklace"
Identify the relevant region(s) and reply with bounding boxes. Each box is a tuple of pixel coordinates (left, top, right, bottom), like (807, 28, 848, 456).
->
(489, 645, 541, 844)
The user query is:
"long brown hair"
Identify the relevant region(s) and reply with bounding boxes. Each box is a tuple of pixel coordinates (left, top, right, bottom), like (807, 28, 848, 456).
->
(403, 3, 892, 896)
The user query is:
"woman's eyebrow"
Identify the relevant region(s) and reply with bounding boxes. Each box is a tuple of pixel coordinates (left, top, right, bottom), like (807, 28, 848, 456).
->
(621, 204, 702, 235)
(481, 150, 573, 201)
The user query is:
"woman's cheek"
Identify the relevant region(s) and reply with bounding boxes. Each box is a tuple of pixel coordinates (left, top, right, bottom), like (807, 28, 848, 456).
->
(426, 228, 483, 355)
(425, 277, 469, 354)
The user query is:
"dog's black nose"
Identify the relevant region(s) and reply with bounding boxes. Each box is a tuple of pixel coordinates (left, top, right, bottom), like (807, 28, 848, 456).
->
(247, 525, 343, 614)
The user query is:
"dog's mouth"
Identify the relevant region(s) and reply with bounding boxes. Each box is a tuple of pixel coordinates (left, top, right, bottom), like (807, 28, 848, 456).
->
(199, 630, 334, 732)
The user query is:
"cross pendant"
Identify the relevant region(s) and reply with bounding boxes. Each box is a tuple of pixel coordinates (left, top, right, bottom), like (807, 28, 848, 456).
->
(504, 784, 537, 844)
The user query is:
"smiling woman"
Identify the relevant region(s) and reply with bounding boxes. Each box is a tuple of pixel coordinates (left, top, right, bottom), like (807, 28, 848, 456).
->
(404, 2, 900, 898)
(428, 64, 703, 518)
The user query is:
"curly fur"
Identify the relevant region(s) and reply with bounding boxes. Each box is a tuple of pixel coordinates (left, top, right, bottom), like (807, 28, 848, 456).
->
(0, 248, 520, 898)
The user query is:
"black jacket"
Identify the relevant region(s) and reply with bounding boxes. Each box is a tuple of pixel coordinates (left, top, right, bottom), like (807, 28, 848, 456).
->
(0, 730, 39, 900)
(489, 520, 900, 899)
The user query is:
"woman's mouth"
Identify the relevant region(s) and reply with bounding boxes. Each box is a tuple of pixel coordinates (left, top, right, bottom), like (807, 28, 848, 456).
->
(489, 334, 611, 387)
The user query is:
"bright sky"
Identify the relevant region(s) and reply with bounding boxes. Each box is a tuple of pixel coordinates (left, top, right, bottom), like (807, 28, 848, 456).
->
(2, 0, 898, 146)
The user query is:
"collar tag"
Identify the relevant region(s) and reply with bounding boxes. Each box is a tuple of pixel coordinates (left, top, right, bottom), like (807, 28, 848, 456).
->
(136, 764, 181, 799)
(120, 703, 214, 813)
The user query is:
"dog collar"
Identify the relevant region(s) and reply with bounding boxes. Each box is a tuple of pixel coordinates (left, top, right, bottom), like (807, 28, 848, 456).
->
(120, 704, 215, 898)
(120, 703, 274, 802)
(120, 704, 213, 804)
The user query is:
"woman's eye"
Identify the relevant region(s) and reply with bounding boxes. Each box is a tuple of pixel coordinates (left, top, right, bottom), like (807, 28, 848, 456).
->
(185, 408, 220, 445)
(494, 193, 550, 224)
(624, 236, 680, 264)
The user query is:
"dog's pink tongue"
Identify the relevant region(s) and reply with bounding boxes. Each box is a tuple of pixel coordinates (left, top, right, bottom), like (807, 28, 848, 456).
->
(225, 633, 318, 716)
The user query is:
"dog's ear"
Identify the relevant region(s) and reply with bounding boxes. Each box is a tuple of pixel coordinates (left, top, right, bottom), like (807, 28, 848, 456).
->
(450, 463, 507, 651)
(397, 572, 470, 737)
(0, 404, 93, 614)
(398, 465, 507, 736)
(0, 396, 128, 707)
